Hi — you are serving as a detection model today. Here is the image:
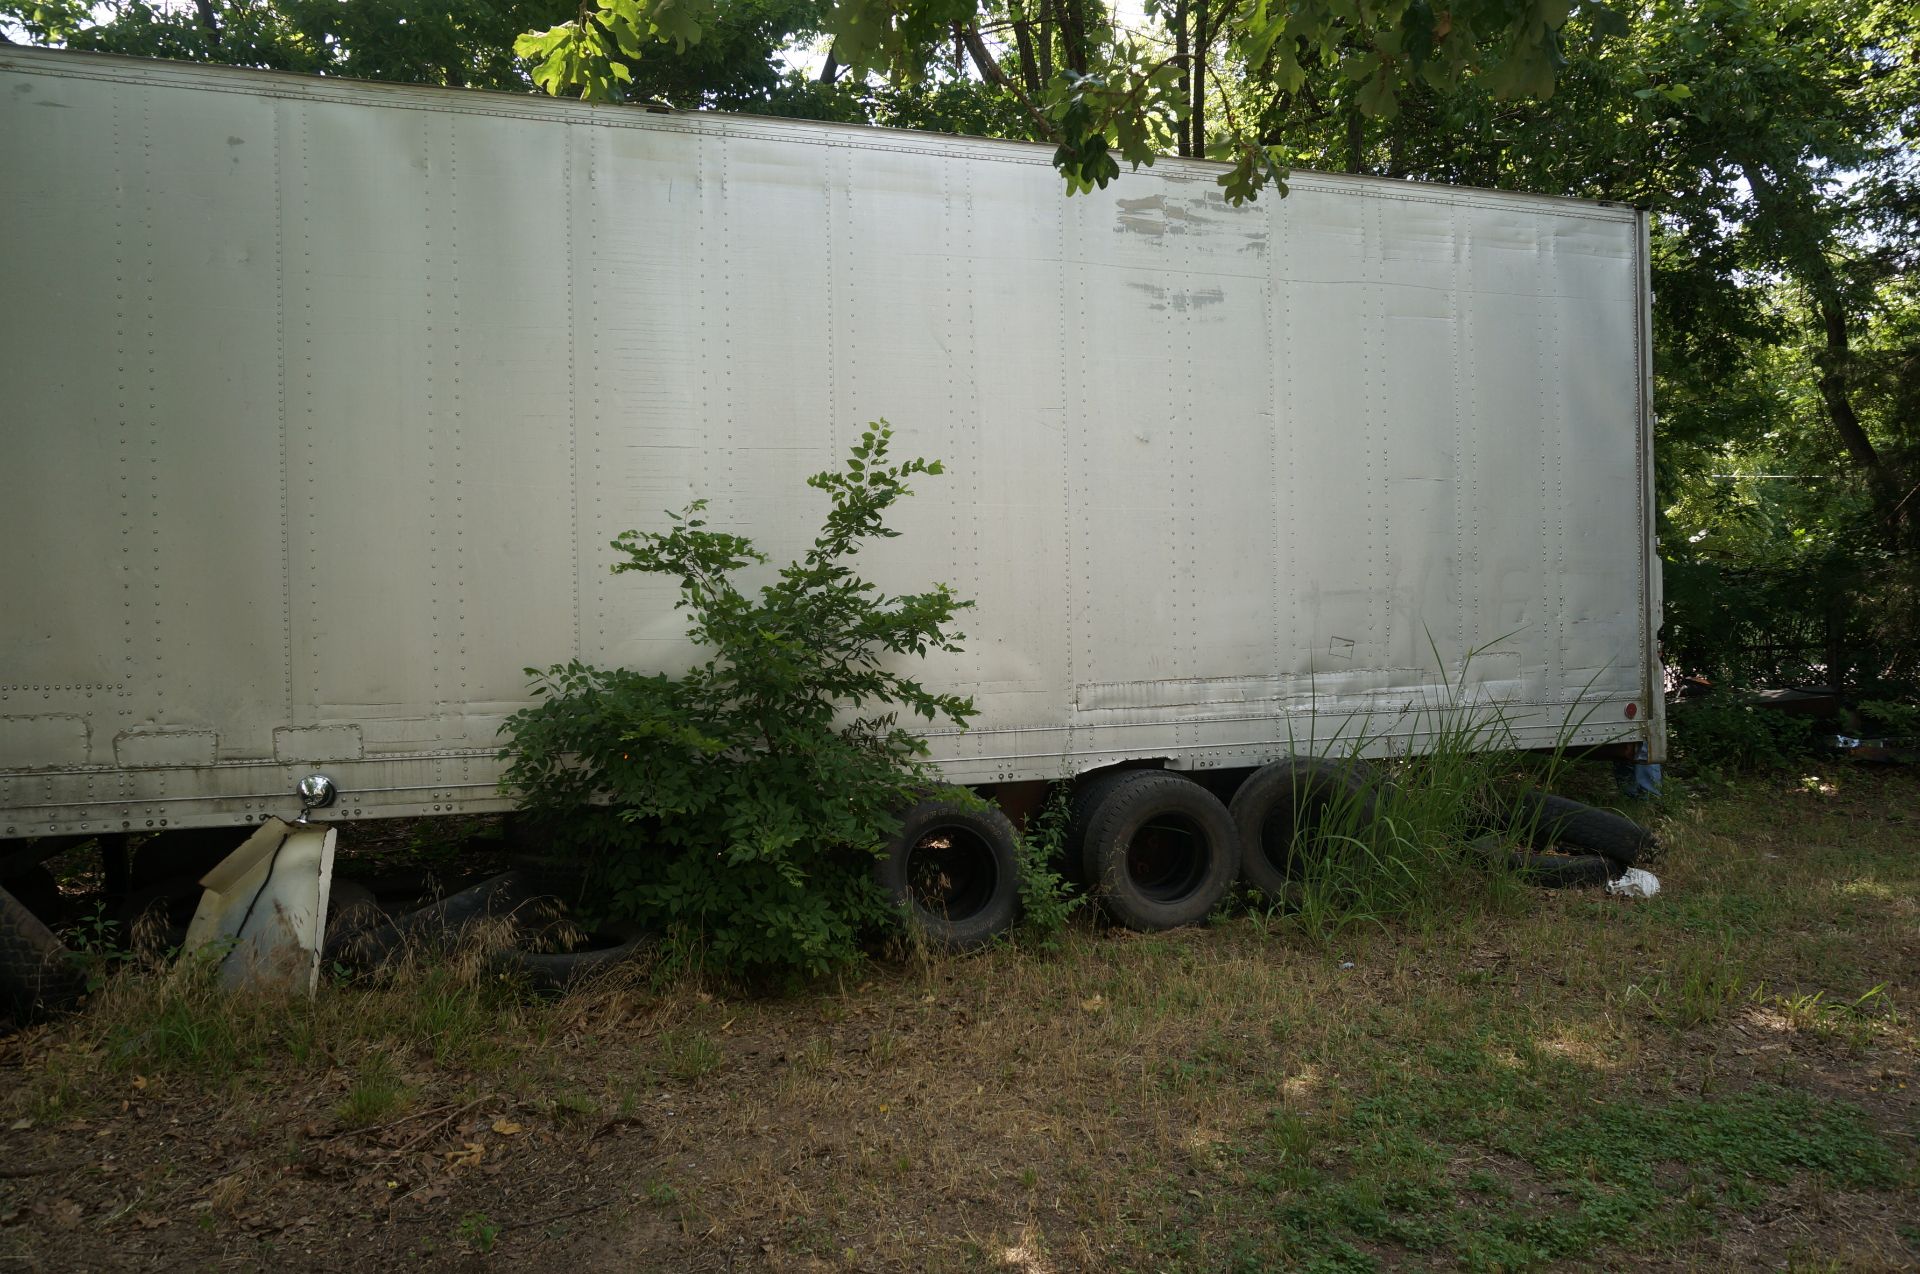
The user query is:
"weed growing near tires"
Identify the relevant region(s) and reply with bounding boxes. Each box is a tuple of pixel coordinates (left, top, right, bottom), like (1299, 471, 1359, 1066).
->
(500, 424, 978, 980)
(456, 1212, 500, 1254)
(335, 1054, 412, 1127)
(1268, 640, 1627, 943)
(1011, 782, 1084, 947)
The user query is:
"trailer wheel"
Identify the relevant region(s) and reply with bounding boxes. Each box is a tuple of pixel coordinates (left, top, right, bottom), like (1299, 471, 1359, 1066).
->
(0, 884, 86, 1025)
(1509, 789, 1654, 868)
(1230, 759, 1378, 900)
(877, 799, 1021, 953)
(1079, 772, 1238, 931)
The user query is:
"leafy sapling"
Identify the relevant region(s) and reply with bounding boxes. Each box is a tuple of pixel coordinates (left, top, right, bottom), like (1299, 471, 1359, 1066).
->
(500, 423, 975, 978)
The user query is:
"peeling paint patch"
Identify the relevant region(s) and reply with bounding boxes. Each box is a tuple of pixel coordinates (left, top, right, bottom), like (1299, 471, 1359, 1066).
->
(1115, 193, 1211, 236)
(1116, 191, 1269, 259)
(1124, 281, 1225, 312)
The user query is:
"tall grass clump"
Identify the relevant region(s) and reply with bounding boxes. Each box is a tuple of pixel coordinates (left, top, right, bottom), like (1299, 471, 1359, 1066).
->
(3, 917, 551, 1125)
(1273, 638, 1621, 940)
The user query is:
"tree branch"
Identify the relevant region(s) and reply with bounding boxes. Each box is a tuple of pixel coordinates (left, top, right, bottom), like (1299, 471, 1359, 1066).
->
(960, 21, 1060, 143)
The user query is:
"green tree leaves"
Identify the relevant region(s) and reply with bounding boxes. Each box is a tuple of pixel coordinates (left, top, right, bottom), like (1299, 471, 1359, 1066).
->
(515, 0, 1588, 201)
(518, 0, 717, 98)
(499, 424, 977, 978)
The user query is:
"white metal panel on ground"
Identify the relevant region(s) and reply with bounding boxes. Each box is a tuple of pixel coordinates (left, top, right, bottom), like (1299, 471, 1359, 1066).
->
(0, 49, 1658, 835)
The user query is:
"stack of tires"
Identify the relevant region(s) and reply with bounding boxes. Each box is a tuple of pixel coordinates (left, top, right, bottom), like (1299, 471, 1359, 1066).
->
(6, 767, 1661, 1022)
(879, 762, 1661, 952)
(880, 758, 1380, 950)
(877, 772, 1248, 951)
(1495, 789, 1656, 887)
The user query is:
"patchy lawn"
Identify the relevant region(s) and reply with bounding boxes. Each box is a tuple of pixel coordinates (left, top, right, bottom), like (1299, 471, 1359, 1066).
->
(2, 767, 1916, 1271)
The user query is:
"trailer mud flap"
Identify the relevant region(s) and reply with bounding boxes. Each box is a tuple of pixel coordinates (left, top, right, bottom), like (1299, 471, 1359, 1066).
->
(181, 818, 338, 995)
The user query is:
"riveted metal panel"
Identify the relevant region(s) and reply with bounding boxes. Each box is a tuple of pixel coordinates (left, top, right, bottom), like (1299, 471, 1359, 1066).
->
(0, 48, 1658, 834)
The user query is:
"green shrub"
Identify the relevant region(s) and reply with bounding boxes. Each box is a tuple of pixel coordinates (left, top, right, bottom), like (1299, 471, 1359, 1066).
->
(1855, 697, 1920, 738)
(499, 424, 975, 979)
(1668, 698, 1819, 774)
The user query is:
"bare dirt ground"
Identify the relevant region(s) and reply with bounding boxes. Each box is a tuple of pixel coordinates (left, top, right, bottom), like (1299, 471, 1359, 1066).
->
(3, 767, 1917, 1271)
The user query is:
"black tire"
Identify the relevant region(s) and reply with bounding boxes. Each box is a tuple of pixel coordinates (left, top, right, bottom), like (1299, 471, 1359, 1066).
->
(877, 798, 1022, 953)
(325, 871, 533, 969)
(1507, 848, 1615, 889)
(1510, 789, 1653, 868)
(1059, 768, 1146, 880)
(1079, 771, 1239, 931)
(323, 879, 384, 947)
(1229, 758, 1378, 900)
(0, 884, 86, 1024)
(488, 936, 655, 991)
(0, 865, 62, 929)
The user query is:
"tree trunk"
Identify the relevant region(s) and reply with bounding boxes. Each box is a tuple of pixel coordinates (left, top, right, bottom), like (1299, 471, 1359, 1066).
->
(194, 0, 220, 50)
(959, 24, 1010, 88)
(1744, 164, 1899, 531)
(1191, 0, 1207, 158)
(1386, 99, 1406, 177)
(1059, 0, 1088, 74)
(1174, 0, 1189, 156)
(1013, 15, 1039, 94)
(1345, 97, 1364, 173)
(1814, 293, 1881, 472)
(818, 43, 840, 84)
(1824, 587, 1850, 693)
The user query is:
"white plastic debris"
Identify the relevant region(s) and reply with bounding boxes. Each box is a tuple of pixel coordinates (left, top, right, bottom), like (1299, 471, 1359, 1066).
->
(1606, 867, 1661, 899)
(181, 818, 338, 994)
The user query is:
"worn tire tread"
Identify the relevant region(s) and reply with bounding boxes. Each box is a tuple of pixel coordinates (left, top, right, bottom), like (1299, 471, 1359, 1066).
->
(1080, 771, 1238, 932)
(1229, 758, 1379, 899)
(0, 884, 86, 1024)
(876, 798, 1022, 954)
(1512, 789, 1653, 867)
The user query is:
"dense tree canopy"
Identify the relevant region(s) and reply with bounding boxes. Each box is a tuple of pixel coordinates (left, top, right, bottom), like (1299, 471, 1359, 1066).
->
(516, 0, 1607, 201)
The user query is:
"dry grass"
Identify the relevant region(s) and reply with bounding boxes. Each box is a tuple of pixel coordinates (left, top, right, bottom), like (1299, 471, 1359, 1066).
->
(1, 766, 1916, 1271)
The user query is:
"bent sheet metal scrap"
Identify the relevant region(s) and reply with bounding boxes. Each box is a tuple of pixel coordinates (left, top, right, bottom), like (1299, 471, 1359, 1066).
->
(181, 818, 338, 995)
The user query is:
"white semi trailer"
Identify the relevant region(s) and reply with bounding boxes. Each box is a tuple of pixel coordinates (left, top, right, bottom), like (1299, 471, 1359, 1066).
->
(0, 49, 1660, 933)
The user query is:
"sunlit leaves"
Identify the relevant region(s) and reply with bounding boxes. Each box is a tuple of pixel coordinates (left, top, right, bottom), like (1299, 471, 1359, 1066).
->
(1045, 43, 1185, 193)
(821, 0, 979, 83)
(1215, 138, 1292, 204)
(516, 0, 715, 98)
(515, 0, 1593, 201)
